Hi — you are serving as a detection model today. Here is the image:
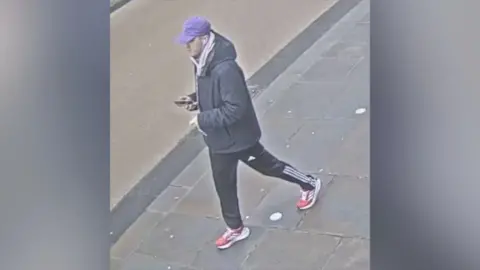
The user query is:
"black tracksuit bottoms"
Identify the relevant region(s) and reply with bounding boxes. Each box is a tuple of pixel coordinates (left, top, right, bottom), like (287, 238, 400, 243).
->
(208, 141, 316, 230)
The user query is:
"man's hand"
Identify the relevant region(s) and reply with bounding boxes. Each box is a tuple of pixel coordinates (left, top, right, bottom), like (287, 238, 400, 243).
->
(189, 114, 198, 127)
(189, 114, 206, 136)
(174, 96, 198, 111)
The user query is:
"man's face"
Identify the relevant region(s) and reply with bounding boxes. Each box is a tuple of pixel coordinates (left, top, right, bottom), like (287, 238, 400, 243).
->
(186, 36, 205, 58)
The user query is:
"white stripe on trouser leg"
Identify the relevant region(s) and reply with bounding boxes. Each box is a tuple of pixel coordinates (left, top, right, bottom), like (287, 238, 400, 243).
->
(283, 166, 315, 186)
(283, 166, 311, 183)
(283, 166, 313, 184)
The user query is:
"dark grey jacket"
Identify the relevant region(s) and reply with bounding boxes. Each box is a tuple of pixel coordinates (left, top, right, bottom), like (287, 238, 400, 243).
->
(190, 32, 261, 154)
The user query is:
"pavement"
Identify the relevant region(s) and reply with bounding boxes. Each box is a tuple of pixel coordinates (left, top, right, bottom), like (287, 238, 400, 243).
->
(111, 0, 370, 268)
(110, 0, 339, 210)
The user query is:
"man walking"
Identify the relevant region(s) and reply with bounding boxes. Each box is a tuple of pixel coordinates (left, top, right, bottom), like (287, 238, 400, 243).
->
(175, 17, 322, 249)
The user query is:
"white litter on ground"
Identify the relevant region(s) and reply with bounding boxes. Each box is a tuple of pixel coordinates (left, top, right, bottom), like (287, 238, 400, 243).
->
(355, 108, 366, 114)
(269, 212, 283, 221)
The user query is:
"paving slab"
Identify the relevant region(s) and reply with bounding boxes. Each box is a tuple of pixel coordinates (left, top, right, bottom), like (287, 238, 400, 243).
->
(340, 22, 370, 44)
(322, 40, 368, 61)
(137, 213, 224, 265)
(283, 118, 358, 173)
(322, 238, 370, 270)
(359, 13, 370, 23)
(325, 58, 369, 119)
(171, 173, 222, 219)
(299, 176, 370, 238)
(170, 150, 210, 188)
(257, 114, 305, 160)
(111, 211, 165, 260)
(120, 253, 196, 270)
(147, 185, 189, 214)
(301, 57, 360, 83)
(264, 81, 348, 120)
(242, 229, 340, 270)
(326, 114, 369, 177)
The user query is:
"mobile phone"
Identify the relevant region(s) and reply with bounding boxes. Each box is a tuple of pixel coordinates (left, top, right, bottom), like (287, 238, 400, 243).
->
(174, 99, 193, 106)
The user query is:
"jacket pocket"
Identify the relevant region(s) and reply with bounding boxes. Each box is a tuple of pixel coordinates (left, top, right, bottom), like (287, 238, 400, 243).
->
(204, 127, 234, 150)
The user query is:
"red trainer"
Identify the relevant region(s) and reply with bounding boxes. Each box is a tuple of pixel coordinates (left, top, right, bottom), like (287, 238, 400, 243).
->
(296, 177, 322, 210)
(215, 226, 250, 249)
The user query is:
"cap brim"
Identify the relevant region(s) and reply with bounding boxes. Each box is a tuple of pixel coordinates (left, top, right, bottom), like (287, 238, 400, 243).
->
(175, 33, 194, 45)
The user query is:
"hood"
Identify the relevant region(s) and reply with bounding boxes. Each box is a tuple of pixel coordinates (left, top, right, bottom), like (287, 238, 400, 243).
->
(207, 32, 237, 71)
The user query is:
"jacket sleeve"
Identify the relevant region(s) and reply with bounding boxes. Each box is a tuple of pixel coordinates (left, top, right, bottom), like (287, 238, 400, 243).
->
(197, 62, 249, 129)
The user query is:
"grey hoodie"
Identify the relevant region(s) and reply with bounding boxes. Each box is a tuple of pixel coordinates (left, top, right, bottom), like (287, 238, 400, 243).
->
(191, 32, 261, 154)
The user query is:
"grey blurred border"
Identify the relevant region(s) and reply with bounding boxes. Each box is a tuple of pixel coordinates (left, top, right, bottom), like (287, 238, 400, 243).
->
(110, 0, 363, 245)
(372, 0, 480, 269)
(0, 1, 110, 270)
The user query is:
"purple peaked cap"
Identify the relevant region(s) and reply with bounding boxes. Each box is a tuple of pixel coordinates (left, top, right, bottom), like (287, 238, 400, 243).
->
(175, 16, 211, 44)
